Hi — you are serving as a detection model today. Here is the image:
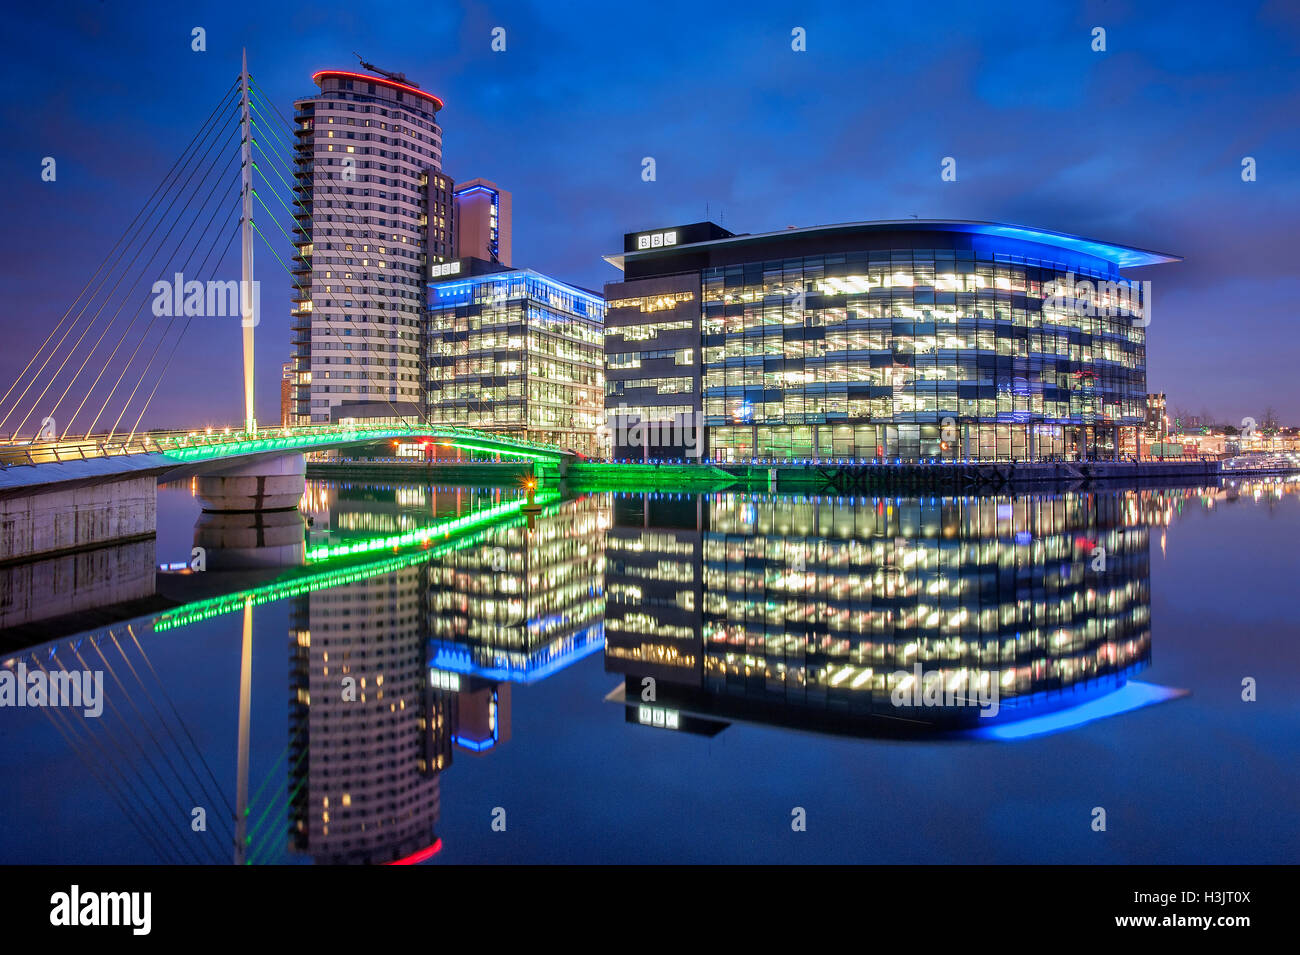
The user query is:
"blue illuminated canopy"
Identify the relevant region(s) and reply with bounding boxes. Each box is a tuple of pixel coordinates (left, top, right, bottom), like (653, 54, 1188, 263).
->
(606, 219, 1181, 270)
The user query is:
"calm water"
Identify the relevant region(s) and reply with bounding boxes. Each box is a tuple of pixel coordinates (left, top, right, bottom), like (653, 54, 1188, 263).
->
(1, 477, 1297, 864)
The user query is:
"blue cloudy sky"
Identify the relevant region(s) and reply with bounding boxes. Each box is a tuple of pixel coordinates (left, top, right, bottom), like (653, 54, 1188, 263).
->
(1, 0, 1297, 429)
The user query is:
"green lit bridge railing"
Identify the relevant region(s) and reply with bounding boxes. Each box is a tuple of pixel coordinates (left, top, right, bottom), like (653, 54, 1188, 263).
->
(0, 423, 570, 470)
(153, 488, 561, 633)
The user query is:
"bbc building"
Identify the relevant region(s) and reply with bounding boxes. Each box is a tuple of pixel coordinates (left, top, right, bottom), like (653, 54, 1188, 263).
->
(602, 220, 1178, 463)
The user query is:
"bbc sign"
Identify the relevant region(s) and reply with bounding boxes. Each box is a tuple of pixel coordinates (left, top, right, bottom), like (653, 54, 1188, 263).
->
(431, 260, 462, 278)
(635, 230, 678, 250)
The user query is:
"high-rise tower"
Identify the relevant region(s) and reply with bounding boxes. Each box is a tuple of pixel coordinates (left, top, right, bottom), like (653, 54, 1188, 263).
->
(290, 67, 455, 425)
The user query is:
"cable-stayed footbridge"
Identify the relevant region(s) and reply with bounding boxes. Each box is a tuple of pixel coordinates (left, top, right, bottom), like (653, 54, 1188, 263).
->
(0, 53, 569, 562)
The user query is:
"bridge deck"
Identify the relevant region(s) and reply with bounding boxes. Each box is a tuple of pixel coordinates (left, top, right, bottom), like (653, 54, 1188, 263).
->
(0, 424, 569, 491)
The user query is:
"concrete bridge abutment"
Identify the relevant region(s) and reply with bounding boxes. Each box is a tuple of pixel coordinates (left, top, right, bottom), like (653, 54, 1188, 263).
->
(194, 454, 306, 513)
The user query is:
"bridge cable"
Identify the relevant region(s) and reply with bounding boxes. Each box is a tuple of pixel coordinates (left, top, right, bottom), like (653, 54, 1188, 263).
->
(66, 642, 220, 864)
(245, 736, 310, 865)
(245, 91, 411, 425)
(76, 640, 227, 863)
(8, 106, 240, 440)
(241, 83, 418, 431)
(47, 648, 210, 864)
(62, 144, 243, 440)
(246, 748, 311, 866)
(247, 101, 418, 430)
(244, 739, 290, 813)
(106, 630, 238, 842)
(21, 656, 173, 862)
(77, 124, 239, 441)
(251, 82, 437, 412)
(249, 80, 429, 427)
(2, 89, 240, 440)
(0, 79, 239, 433)
(125, 626, 239, 821)
(86, 127, 241, 442)
(109, 164, 243, 444)
(242, 776, 289, 863)
(124, 214, 243, 441)
(247, 91, 419, 399)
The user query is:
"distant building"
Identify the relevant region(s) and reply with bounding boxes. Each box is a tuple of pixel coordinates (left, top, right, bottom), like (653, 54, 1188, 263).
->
(454, 178, 511, 266)
(425, 257, 605, 455)
(1144, 392, 1167, 440)
(280, 361, 293, 428)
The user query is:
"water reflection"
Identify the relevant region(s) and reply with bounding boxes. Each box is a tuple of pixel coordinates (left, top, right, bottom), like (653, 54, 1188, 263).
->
(0, 538, 156, 634)
(1, 476, 1296, 863)
(605, 491, 1162, 736)
(288, 562, 451, 865)
(194, 509, 306, 570)
(282, 486, 610, 863)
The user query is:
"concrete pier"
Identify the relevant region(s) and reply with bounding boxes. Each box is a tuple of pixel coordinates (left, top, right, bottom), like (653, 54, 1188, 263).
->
(194, 454, 305, 512)
(0, 475, 156, 564)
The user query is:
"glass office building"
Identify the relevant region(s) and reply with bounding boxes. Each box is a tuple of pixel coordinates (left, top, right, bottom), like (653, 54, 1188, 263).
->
(604, 221, 1179, 462)
(426, 258, 606, 455)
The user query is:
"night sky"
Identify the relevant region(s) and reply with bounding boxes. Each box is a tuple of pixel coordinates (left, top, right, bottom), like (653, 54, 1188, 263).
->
(2, 0, 1296, 432)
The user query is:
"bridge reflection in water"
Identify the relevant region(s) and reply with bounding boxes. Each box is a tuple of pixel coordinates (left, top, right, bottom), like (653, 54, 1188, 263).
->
(287, 484, 1184, 864)
(286, 484, 609, 864)
(8, 480, 1290, 863)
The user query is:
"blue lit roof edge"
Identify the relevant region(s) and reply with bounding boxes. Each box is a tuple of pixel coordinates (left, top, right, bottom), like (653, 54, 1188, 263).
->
(428, 267, 605, 307)
(605, 219, 1182, 271)
(427, 624, 606, 684)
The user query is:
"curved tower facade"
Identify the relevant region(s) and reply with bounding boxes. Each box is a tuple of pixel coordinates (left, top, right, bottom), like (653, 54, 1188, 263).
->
(290, 69, 455, 425)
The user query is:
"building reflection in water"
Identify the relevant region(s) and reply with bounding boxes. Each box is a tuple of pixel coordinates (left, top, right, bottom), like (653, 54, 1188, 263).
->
(424, 491, 608, 751)
(288, 561, 452, 865)
(287, 483, 610, 862)
(279, 480, 1272, 862)
(604, 490, 1179, 737)
(8, 477, 1295, 863)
